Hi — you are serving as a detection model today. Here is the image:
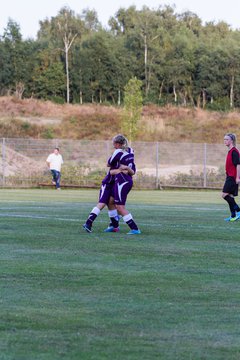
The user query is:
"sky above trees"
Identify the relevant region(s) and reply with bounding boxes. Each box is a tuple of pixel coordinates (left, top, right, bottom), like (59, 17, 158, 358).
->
(1, 0, 240, 39)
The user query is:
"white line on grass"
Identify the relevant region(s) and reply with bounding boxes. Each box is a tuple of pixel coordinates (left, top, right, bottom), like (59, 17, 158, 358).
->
(0, 213, 79, 222)
(1, 212, 240, 231)
(0, 205, 226, 212)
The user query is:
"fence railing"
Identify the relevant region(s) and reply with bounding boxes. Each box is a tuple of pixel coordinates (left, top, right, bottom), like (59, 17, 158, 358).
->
(0, 138, 226, 189)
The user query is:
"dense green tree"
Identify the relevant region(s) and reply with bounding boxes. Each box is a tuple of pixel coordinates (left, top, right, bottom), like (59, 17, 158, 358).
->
(122, 77, 143, 142)
(192, 29, 240, 110)
(72, 31, 133, 104)
(178, 11, 202, 36)
(165, 27, 197, 105)
(32, 62, 65, 100)
(0, 20, 38, 98)
(0, 20, 23, 95)
(81, 8, 100, 32)
(1, 5, 240, 110)
(0, 37, 12, 95)
(108, 6, 138, 35)
(218, 32, 240, 108)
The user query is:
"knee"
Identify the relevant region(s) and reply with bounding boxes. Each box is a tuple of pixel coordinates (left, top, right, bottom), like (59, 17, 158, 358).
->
(97, 203, 105, 210)
(115, 204, 124, 212)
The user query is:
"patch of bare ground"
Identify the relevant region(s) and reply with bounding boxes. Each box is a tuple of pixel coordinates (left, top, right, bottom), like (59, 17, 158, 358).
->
(0, 147, 46, 176)
(0, 96, 122, 139)
(139, 104, 240, 143)
(16, 117, 61, 125)
(1, 97, 240, 143)
(0, 96, 120, 120)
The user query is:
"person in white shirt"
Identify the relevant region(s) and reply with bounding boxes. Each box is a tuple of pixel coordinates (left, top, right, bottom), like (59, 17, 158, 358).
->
(46, 147, 64, 190)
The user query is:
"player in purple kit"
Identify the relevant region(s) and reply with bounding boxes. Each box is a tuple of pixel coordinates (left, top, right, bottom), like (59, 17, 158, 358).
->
(82, 134, 133, 233)
(109, 136, 141, 235)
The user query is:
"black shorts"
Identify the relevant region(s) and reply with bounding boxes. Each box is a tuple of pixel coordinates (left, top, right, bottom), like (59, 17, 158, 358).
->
(223, 176, 239, 196)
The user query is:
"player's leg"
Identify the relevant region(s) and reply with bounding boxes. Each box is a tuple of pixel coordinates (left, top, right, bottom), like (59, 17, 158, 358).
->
(83, 183, 109, 232)
(222, 176, 240, 221)
(104, 195, 120, 232)
(222, 193, 236, 220)
(83, 203, 105, 232)
(116, 205, 141, 234)
(232, 182, 240, 218)
(114, 181, 141, 234)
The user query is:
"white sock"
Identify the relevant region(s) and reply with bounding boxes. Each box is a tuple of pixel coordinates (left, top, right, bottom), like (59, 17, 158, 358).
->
(123, 213, 132, 223)
(91, 207, 101, 216)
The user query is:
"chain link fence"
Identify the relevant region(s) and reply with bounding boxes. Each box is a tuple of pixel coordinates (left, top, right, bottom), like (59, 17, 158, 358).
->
(0, 138, 226, 189)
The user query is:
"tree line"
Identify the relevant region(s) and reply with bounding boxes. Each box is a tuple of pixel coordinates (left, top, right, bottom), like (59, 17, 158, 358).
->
(1, 5, 240, 110)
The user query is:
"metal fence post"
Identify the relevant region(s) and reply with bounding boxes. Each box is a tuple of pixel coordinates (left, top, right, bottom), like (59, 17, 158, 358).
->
(2, 138, 6, 186)
(156, 141, 159, 189)
(203, 143, 207, 188)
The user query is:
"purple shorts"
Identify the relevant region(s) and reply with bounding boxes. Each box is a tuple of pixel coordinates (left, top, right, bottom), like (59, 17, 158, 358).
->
(113, 180, 133, 205)
(99, 183, 114, 204)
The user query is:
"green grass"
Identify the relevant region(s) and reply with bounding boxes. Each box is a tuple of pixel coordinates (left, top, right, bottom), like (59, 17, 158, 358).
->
(1, 189, 240, 359)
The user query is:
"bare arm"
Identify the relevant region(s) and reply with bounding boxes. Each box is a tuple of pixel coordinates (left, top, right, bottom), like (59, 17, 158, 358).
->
(110, 165, 134, 176)
(119, 164, 135, 176)
(236, 164, 240, 183)
(110, 168, 128, 175)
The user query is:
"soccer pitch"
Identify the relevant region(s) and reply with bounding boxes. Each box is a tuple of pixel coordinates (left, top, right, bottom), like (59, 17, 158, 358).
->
(1, 189, 240, 360)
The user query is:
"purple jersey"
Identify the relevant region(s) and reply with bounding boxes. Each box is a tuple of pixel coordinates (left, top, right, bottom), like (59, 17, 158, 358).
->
(101, 149, 123, 185)
(101, 172, 114, 186)
(101, 148, 125, 185)
(115, 147, 135, 183)
(108, 149, 124, 168)
(109, 147, 135, 171)
(99, 149, 123, 203)
(113, 147, 136, 205)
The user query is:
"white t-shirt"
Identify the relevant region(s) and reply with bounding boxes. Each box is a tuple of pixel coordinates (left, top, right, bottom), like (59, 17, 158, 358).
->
(46, 153, 64, 171)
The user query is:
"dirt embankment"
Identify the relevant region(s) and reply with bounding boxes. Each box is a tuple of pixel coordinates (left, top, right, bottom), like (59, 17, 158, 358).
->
(1, 96, 240, 143)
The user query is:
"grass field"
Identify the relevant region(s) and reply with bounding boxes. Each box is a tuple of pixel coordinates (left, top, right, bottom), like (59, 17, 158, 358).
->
(1, 189, 240, 360)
